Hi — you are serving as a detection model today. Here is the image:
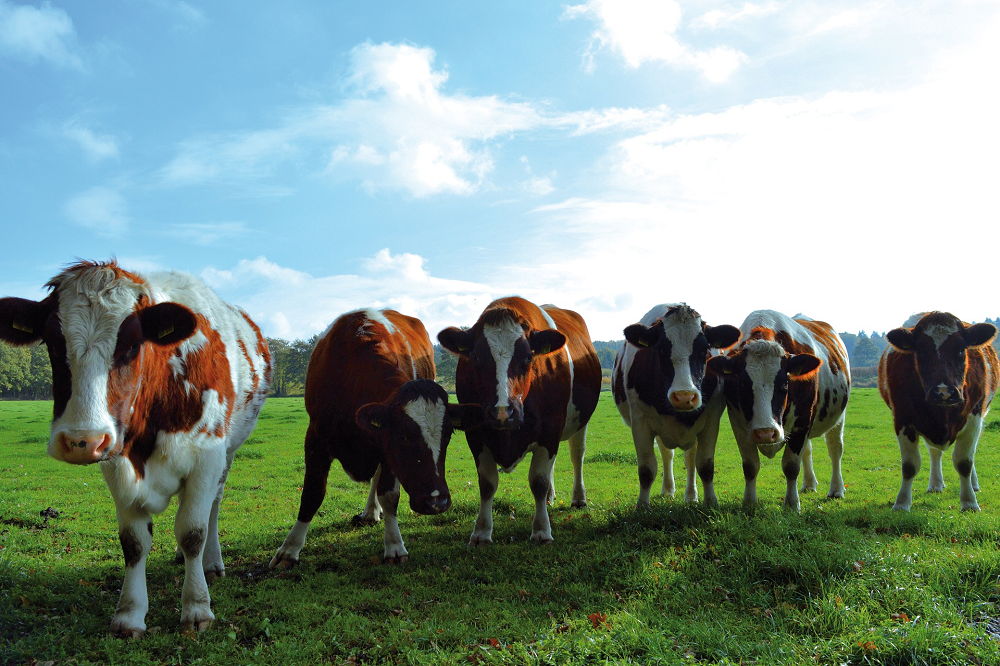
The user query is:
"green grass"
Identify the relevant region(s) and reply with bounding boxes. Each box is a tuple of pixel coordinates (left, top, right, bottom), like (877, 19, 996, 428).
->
(2, 391, 1000, 664)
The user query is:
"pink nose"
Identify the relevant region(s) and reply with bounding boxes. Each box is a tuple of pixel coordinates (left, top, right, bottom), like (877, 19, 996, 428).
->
(751, 428, 779, 444)
(669, 391, 700, 411)
(58, 432, 113, 464)
(496, 406, 509, 423)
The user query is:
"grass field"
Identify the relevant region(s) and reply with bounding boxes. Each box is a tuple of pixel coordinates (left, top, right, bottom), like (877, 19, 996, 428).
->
(2, 390, 1000, 665)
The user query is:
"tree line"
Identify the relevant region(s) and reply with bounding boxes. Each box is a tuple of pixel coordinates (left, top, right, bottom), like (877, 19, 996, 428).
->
(3, 320, 1000, 400)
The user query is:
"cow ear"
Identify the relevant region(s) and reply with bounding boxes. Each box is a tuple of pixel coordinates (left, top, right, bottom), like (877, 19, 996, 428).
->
(0, 297, 50, 346)
(529, 329, 566, 356)
(964, 323, 997, 348)
(886, 328, 914, 351)
(787, 354, 822, 380)
(446, 403, 483, 431)
(139, 303, 197, 346)
(438, 327, 475, 355)
(705, 324, 741, 350)
(356, 403, 393, 435)
(706, 355, 735, 376)
(624, 321, 661, 349)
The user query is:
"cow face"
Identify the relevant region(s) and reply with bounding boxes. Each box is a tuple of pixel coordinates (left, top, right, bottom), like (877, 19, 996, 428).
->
(356, 379, 481, 515)
(708, 340, 821, 456)
(886, 313, 997, 407)
(438, 317, 565, 430)
(624, 305, 740, 413)
(0, 264, 196, 465)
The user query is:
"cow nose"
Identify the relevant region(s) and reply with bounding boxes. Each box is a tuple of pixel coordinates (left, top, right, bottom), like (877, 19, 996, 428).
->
(496, 406, 509, 423)
(58, 432, 113, 465)
(415, 494, 451, 515)
(751, 428, 779, 444)
(930, 386, 962, 406)
(669, 390, 700, 411)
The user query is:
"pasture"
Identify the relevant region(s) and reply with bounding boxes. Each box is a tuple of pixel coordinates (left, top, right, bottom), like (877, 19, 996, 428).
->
(2, 390, 999, 665)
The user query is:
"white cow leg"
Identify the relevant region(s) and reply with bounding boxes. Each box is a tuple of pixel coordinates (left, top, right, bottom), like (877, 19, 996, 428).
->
(825, 419, 846, 498)
(799, 439, 819, 493)
(110, 504, 153, 638)
(470, 448, 499, 547)
(893, 432, 921, 511)
(633, 422, 657, 508)
(953, 422, 981, 512)
(203, 454, 234, 582)
(683, 447, 699, 504)
(174, 462, 221, 634)
(528, 447, 556, 544)
(379, 478, 408, 563)
(356, 466, 384, 524)
(657, 437, 676, 499)
(926, 444, 945, 493)
(567, 427, 588, 508)
(781, 446, 803, 511)
(695, 415, 722, 508)
(734, 430, 760, 508)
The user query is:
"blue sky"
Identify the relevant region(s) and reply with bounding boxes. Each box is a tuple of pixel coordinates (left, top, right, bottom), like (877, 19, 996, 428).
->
(2, 0, 998, 341)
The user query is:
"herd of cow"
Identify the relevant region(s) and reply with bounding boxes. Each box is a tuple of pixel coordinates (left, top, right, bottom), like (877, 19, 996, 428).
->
(1, 260, 997, 638)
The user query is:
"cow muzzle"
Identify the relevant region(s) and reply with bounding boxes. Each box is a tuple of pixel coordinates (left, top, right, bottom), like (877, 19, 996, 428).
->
(54, 431, 114, 465)
(927, 385, 963, 407)
(751, 428, 785, 458)
(669, 390, 701, 412)
(487, 404, 523, 430)
(411, 493, 451, 516)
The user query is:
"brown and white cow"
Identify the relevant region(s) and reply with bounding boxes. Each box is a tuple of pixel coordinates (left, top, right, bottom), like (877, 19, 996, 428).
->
(707, 310, 850, 510)
(878, 312, 998, 512)
(612, 304, 741, 508)
(438, 297, 602, 545)
(0, 260, 271, 637)
(270, 309, 480, 568)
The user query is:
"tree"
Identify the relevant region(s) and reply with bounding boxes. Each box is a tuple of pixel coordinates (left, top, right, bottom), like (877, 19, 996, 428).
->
(596, 347, 616, 370)
(852, 334, 880, 367)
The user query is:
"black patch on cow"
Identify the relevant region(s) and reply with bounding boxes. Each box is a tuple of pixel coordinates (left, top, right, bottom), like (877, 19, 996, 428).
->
(956, 459, 973, 478)
(742, 461, 758, 481)
(841, 394, 849, 410)
(818, 388, 830, 422)
(902, 461, 916, 480)
(782, 460, 800, 481)
(901, 425, 917, 441)
(638, 465, 655, 490)
(612, 353, 627, 407)
(147, 521, 153, 536)
(180, 527, 206, 558)
(119, 527, 143, 568)
(529, 474, 550, 502)
(478, 476, 496, 501)
(697, 460, 714, 484)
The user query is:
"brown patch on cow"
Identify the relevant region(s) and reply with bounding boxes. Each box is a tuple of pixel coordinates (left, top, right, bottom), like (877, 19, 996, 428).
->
(120, 527, 143, 567)
(180, 527, 206, 558)
(240, 310, 273, 386)
(797, 319, 849, 376)
(638, 465, 655, 490)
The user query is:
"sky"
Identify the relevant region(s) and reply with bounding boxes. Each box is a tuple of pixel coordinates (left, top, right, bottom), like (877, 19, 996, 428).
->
(1, 0, 998, 342)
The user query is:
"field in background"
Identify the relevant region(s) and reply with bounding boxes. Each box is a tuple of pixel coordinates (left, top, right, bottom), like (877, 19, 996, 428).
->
(2, 391, 1000, 664)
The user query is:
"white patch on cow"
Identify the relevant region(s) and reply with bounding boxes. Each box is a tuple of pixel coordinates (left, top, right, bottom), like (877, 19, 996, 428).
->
(542, 305, 582, 439)
(403, 336, 417, 379)
(661, 306, 703, 396)
(925, 321, 960, 349)
(169, 329, 209, 380)
(743, 340, 785, 434)
(363, 308, 396, 335)
(484, 318, 523, 411)
(430, 490, 441, 497)
(403, 396, 445, 466)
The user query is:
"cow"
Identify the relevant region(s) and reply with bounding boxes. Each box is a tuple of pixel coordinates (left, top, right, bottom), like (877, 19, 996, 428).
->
(611, 304, 741, 508)
(437, 297, 602, 545)
(270, 309, 480, 569)
(0, 260, 271, 638)
(878, 312, 998, 512)
(707, 310, 851, 511)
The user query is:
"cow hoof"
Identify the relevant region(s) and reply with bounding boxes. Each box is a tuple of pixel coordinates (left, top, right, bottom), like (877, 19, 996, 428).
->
(827, 491, 845, 499)
(204, 567, 225, 583)
(384, 554, 409, 565)
(800, 486, 818, 494)
(181, 618, 214, 634)
(468, 535, 493, 547)
(927, 487, 944, 494)
(530, 535, 554, 546)
(961, 502, 981, 512)
(351, 512, 381, 526)
(268, 554, 298, 569)
(110, 623, 145, 639)
(571, 498, 587, 509)
(892, 503, 911, 512)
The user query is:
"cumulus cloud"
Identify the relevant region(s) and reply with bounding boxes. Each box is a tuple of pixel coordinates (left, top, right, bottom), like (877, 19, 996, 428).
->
(0, 0, 83, 69)
(64, 187, 128, 237)
(563, 0, 747, 81)
(62, 121, 120, 161)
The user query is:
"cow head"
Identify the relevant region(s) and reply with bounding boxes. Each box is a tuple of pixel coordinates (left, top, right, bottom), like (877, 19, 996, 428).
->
(624, 305, 741, 413)
(438, 308, 565, 430)
(356, 379, 480, 515)
(886, 312, 997, 407)
(0, 262, 197, 465)
(708, 339, 821, 457)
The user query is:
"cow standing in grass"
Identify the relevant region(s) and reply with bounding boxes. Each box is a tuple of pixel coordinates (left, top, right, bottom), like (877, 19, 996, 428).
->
(878, 312, 998, 512)
(708, 310, 850, 510)
(438, 297, 601, 545)
(611, 304, 741, 508)
(0, 261, 271, 637)
(270, 309, 480, 568)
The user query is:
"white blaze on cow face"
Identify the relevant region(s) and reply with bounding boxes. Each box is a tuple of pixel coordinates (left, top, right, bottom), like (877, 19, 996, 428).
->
(402, 396, 446, 467)
(925, 321, 960, 349)
(743, 340, 787, 445)
(484, 318, 525, 414)
(661, 309, 704, 405)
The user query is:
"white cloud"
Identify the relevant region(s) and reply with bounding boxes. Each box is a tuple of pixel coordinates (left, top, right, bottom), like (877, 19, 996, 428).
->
(563, 0, 747, 81)
(694, 2, 783, 30)
(0, 0, 83, 69)
(164, 222, 248, 246)
(64, 187, 128, 237)
(62, 121, 120, 161)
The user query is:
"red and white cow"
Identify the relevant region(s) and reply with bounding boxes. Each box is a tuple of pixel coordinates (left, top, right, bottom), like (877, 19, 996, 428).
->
(0, 261, 271, 637)
(707, 310, 851, 510)
(270, 309, 479, 568)
(612, 304, 741, 508)
(878, 312, 998, 512)
(438, 297, 602, 545)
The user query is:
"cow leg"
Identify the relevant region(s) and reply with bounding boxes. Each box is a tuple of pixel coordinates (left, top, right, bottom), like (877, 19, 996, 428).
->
(893, 431, 921, 511)
(377, 471, 408, 564)
(528, 446, 557, 544)
(356, 465, 384, 524)
(567, 426, 588, 508)
(825, 418, 846, 498)
(109, 503, 153, 638)
(799, 439, 819, 493)
(953, 419, 982, 512)
(270, 425, 333, 568)
(657, 438, 676, 498)
(732, 422, 760, 507)
(470, 448, 499, 547)
(781, 445, 803, 511)
(695, 415, 722, 508)
(202, 452, 235, 582)
(174, 455, 224, 634)
(682, 447, 698, 503)
(632, 420, 657, 508)
(925, 444, 946, 493)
